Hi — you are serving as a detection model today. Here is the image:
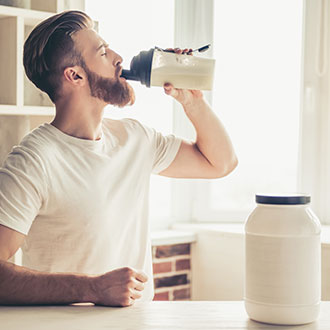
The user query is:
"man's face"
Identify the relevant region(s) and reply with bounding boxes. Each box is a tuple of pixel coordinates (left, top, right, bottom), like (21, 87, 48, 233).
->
(72, 29, 135, 107)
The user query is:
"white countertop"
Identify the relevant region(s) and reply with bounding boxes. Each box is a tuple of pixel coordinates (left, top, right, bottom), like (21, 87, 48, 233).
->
(0, 301, 329, 329)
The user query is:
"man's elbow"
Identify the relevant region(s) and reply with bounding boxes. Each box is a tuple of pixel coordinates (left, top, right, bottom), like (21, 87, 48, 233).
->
(213, 156, 238, 179)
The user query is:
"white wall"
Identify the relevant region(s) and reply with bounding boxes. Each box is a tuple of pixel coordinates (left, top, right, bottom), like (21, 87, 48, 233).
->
(0, 116, 30, 166)
(191, 230, 244, 300)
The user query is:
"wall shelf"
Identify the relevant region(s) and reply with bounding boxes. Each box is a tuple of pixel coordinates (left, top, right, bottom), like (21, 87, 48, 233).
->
(0, 5, 54, 24)
(0, 0, 84, 117)
(0, 105, 55, 116)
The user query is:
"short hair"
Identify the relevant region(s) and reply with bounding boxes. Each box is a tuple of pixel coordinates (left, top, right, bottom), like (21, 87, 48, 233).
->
(23, 10, 93, 103)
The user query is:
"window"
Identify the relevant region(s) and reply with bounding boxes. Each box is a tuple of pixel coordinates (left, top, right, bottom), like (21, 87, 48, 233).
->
(86, 1, 311, 225)
(205, 0, 304, 221)
(85, 0, 175, 228)
(171, 0, 304, 223)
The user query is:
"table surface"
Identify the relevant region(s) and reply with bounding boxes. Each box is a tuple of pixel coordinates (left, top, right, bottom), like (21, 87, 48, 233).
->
(0, 301, 329, 330)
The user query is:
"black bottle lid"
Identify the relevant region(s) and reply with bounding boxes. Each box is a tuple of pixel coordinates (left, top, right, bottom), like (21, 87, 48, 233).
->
(120, 48, 155, 87)
(255, 194, 311, 205)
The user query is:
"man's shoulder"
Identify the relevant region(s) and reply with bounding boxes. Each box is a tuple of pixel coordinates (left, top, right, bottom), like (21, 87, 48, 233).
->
(21, 123, 49, 144)
(102, 117, 143, 130)
(102, 117, 151, 139)
(17, 123, 58, 159)
(1, 125, 52, 177)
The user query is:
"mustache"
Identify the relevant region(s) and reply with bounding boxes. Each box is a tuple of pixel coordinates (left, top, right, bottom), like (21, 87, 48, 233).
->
(115, 65, 122, 78)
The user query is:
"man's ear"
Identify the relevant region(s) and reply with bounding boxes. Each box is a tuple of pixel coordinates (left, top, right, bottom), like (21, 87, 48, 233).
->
(63, 66, 86, 85)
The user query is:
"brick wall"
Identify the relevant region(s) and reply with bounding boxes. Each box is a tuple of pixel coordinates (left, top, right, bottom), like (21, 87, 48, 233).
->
(152, 243, 192, 301)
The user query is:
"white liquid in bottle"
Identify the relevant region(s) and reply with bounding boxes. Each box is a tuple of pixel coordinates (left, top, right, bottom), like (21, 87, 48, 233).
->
(150, 50, 215, 90)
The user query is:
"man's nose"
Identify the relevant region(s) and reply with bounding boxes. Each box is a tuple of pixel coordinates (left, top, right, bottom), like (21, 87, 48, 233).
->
(114, 53, 123, 67)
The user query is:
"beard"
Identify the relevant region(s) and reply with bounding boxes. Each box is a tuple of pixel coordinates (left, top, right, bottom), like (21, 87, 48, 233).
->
(82, 62, 135, 108)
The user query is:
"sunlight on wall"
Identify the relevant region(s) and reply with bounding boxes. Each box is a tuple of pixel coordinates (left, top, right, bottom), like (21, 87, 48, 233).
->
(211, 0, 303, 217)
(85, 0, 175, 223)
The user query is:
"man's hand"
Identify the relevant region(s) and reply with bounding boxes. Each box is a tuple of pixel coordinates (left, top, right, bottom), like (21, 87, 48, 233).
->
(88, 267, 148, 307)
(164, 83, 203, 108)
(163, 48, 204, 107)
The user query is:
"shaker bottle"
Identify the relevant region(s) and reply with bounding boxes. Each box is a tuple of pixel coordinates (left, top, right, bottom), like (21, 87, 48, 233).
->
(121, 45, 215, 91)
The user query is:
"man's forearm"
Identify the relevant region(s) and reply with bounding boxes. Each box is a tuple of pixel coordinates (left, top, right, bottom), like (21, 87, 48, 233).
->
(0, 260, 92, 305)
(183, 98, 238, 175)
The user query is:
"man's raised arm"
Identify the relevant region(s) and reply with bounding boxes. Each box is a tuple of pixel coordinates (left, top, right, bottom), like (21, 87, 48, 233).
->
(160, 83, 238, 179)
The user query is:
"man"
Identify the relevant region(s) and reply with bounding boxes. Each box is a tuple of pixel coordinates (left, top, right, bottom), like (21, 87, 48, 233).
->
(0, 11, 237, 307)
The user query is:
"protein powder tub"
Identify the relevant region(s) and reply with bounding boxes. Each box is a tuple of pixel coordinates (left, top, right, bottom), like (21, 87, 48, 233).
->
(244, 194, 321, 325)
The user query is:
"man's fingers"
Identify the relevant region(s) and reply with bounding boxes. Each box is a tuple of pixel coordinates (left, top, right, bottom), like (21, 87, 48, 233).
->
(164, 47, 193, 55)
(164, 83, 172, 94)
(135, 270, 148, 283)
(132, 279, 145, 291)
(130, 289, 143, 300)
(164, 83, 179, 98)
(125, 297, 135, 306)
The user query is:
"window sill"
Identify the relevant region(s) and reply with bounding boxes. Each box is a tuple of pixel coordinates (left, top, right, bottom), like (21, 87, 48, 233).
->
(150, 229, 197, 246)
(168, 222, 330, 247)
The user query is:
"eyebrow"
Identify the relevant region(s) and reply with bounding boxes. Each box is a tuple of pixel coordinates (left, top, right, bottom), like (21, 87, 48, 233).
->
(96, 43, 109, 52)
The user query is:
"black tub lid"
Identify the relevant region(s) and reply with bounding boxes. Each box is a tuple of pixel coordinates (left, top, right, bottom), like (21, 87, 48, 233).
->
(255, 194, 311, 205)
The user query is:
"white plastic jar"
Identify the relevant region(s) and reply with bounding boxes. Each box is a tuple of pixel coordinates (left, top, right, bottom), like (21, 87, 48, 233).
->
(244, 194, 321, 325)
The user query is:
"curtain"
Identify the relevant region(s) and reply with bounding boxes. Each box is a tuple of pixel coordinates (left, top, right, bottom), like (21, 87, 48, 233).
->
(171, 0, 214, 222)
(299, 0, 330, 224)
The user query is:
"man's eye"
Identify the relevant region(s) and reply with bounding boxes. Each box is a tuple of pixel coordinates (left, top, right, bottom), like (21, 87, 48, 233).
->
(101, 52, 107, 56)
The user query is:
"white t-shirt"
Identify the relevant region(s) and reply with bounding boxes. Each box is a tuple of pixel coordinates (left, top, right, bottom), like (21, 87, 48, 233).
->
(0, 118, 182, 302)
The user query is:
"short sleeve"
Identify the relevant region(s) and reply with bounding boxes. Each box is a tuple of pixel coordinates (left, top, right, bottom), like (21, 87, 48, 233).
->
(150, 129, 182, 174)
(124, 119, 182, 174)
(0, 146, 47, 235)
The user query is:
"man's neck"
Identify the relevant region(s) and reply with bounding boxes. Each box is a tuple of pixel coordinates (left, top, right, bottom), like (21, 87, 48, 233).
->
(51, 94, 105, 141)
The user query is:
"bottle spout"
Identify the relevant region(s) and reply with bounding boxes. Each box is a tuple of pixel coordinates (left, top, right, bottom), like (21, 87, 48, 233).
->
(120, 48, 155, 87)
(120, 69, 139, 81)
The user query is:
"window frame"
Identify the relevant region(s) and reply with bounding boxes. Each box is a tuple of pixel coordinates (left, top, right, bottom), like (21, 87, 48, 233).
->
(172, 0, 329, 225)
